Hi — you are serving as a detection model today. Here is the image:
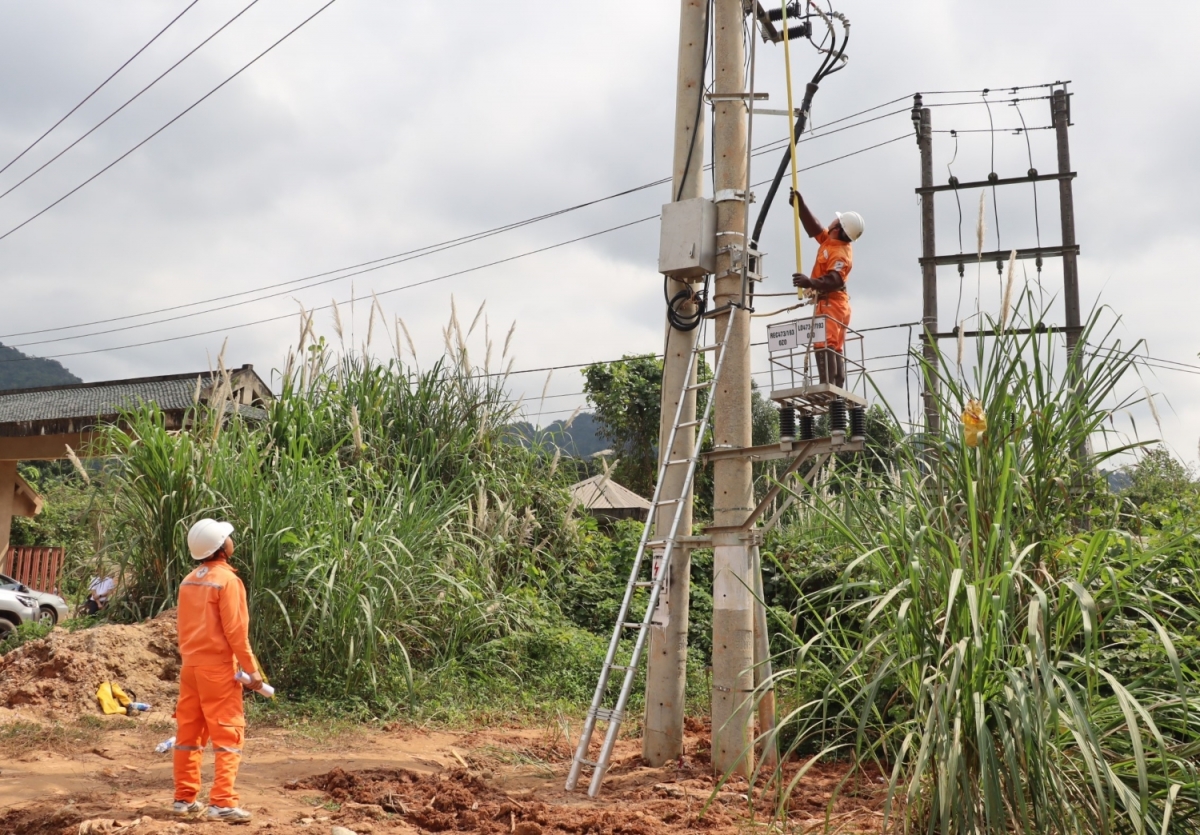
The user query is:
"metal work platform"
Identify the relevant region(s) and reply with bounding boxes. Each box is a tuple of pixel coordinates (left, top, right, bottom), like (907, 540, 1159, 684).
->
(763, 313, 868, 414)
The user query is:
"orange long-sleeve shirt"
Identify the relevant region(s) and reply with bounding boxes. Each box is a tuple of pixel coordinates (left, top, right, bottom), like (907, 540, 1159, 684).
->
(177, 558, 257, 673)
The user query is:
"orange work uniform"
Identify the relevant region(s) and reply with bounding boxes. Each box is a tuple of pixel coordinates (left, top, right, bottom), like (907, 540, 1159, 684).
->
(810, 228, 853, 352)
(173, 558, 257, 809)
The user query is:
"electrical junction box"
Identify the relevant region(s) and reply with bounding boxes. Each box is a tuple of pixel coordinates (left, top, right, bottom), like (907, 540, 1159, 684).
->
(658, 197, 716, 279)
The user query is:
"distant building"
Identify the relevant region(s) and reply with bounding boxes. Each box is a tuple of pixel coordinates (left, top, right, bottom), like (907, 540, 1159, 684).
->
(570, 475, 651, 523)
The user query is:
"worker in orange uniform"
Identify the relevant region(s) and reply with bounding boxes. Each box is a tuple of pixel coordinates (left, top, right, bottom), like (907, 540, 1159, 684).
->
(172, 518, 264, 822)
(789, 189, 864, 389)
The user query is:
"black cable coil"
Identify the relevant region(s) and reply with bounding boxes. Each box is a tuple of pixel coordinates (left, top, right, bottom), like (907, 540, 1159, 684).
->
(665, 277, 708, 332)
(779, 407, 796, 439)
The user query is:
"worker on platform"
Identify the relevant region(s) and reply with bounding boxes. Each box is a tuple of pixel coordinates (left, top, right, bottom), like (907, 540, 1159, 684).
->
(172, 518, 264, 822)
(789, 189, 864, 389)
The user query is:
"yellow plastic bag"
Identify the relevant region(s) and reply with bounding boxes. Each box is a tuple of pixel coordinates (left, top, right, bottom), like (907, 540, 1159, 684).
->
(962, 399, 987, 448)
(96, 681, 132, 715)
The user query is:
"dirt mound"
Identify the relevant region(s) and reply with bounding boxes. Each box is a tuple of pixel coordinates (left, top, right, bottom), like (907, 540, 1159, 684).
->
(294, 765, 717, 833)
(0, 610, 181, 715)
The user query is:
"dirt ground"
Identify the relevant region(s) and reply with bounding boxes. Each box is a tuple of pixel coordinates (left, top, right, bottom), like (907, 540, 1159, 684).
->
(0, 711, 886, 835)
(0, 617, 885, 834)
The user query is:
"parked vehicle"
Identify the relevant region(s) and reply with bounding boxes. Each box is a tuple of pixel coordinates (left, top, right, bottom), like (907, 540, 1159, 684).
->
(0, 588, 38, 639)
(0, 573, 69, 626)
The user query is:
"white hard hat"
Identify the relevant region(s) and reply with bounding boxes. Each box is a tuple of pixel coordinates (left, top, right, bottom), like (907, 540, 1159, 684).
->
(187, 518, 234, 560)
(835, 211, 864, 241)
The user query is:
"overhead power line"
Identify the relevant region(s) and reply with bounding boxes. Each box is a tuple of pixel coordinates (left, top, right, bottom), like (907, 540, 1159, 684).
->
(0, 0, 200, 179)
(0, 0, 341, 244)
(0, 0, 265, 205)
(0, 215, 658, 365)
(0, 100, 915, 344)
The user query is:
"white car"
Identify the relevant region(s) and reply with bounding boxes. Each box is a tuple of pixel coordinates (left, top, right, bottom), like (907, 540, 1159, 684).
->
(0, 574, 69, 626)
(0, 588, 38, 640)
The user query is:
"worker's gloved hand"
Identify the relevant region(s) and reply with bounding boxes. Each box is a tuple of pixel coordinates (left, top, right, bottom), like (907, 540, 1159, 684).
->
(788, 188, 799, 207)
(792, 273, 812, 289)
(243, 671, 265, 692)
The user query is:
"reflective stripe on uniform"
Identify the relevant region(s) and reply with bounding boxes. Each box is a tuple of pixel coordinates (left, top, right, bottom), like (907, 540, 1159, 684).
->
(213, 746, 242, 754)
(174, 744, 203, 751)
(181, 581, 223, 589)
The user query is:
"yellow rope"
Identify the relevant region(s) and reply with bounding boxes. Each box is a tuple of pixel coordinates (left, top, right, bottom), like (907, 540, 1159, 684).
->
(780, 0, 804, 299)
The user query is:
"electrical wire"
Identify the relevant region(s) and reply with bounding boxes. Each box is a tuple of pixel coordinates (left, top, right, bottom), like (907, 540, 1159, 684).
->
(0, 99, 912, 344)
(0, 0, 341, 245)
(982, 90, 1001, 254)
(1012, 99, 1045, 295)
(0, 214, 657, 365)
(675, 0, 711, 202)
(2, 129, 907, 347)
(0, 0, 267, 205)
(0, 0, 201, 180)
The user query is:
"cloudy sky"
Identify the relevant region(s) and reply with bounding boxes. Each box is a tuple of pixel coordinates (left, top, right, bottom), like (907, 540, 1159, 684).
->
(0, 1, 1196, 462)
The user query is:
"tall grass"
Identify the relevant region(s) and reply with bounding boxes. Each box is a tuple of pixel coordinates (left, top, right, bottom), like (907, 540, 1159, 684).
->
(766, 300, 1200, 833)
(103, 329, 589, 707)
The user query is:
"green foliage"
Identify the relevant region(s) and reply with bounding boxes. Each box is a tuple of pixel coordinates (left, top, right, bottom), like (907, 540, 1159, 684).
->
(764, 301, 1200, 833)
(0, 343, 81, 390)
(102, 335, 595, 709)
(0, 619, 53, 653)
(10, 462, 109, 603)
(582, 354, 669, 498)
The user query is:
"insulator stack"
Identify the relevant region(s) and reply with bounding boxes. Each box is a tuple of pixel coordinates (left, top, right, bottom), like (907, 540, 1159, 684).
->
(779, 407, 796, 440)
(830, 398, 848, 433)
(799, 413, 815, 441)
(849, 407, 866, 441)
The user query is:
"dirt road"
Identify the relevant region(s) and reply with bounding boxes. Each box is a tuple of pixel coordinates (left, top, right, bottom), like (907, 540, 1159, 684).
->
(0, 710, 884, 834)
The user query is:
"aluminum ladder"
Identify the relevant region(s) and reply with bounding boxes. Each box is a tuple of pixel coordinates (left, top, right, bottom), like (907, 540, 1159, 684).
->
(564, 325, 730, 796)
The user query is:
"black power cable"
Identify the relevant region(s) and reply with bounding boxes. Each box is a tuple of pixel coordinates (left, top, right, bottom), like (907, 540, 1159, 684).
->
(747, 7, 849, 258)
(665, 276, 709, 332)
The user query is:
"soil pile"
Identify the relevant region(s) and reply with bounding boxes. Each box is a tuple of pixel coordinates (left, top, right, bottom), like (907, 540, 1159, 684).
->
(294, 765, 727, 834)
(0, 610, 180, 715)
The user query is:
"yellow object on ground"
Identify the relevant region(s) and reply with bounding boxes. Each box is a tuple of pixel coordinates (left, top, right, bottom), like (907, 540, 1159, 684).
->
(963, 399, 987, 447)
(96, 681, 132, 715)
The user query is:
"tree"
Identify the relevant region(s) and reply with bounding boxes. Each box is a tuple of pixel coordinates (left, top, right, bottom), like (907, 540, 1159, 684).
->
(581, 354, 665, 498)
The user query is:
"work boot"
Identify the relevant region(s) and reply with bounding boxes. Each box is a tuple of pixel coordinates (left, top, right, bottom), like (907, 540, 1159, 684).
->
(207, 806, 252, 822)
(172, 800, 203, 816)
(817, 349, 841, 387)
(832, 352, 846, 389)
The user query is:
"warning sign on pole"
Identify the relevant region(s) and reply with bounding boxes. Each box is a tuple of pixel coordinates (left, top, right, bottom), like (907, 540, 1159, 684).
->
(766, 317, 826, 353)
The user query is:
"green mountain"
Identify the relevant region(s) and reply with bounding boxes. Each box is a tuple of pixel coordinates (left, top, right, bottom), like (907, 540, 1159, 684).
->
(507, 412, 608, 459)
(0, 343, 82, 390)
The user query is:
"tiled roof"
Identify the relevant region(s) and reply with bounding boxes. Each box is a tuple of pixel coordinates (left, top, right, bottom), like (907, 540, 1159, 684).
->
(0, 371, 261, 425)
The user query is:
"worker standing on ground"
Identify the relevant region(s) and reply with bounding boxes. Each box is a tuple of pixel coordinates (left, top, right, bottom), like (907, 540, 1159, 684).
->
(789, 189, 864, 389)
(172, 518, 264, 823)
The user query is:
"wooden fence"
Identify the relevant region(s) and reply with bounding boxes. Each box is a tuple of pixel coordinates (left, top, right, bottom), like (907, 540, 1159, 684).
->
(3, 546, 65, 594)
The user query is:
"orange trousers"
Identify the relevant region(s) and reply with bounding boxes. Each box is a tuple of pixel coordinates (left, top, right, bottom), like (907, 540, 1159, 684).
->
(815, 296, 850, 352)
(173, 664, 245, 808)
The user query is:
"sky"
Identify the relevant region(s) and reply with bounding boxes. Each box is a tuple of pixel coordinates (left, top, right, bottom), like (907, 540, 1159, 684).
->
(0, 1, 1196, 465)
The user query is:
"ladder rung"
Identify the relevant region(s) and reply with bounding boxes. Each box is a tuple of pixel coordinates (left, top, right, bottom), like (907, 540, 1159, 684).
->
(655, 497, 683, 505)
(685, 381, 713, 391)
(694, 343, 722, 353)
(645, 538, 675, 546)
(676, 419, 703, 428)
(623, 621, 647, 630)
(578, 758, 599, 768)
(606, 665, 634, 673)
(664, 458, 692, 466)
(634, 580, 657, 587)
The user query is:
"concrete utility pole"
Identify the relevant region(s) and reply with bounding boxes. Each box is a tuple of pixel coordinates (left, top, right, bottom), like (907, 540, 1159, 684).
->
(1052, 88, 1081, 360)
(915, 99, 940, 435)
(709, 0, 754, 779)
(643, 0, 708, 768)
